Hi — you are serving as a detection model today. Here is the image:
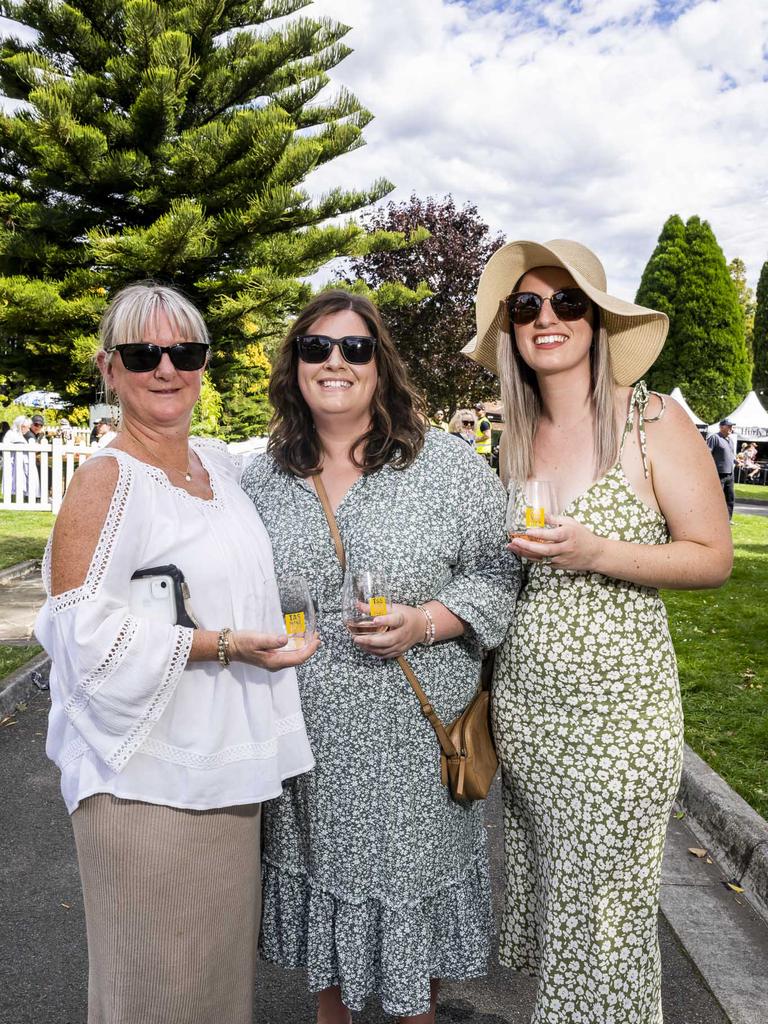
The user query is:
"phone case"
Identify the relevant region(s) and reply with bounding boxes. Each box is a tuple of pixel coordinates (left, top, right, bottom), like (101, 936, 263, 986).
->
(129, 565, 199, 628)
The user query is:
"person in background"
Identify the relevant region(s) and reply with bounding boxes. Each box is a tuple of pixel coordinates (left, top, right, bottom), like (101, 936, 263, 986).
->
(448, 408, 476, 448)
(473, 403, 492, 463)
(707, 419, 736, 520)
(737, 441, 760, 481)
(465, 237, 732, 1024)
(57, 418, 73, 442)
(0, 420, 11, 441)
(242, 290, 517, 1024)
(36, 281, 316, 1024)
(95, 419, 118, 448)
(430, 408, 449, 432)
(29, 414, 46, 444)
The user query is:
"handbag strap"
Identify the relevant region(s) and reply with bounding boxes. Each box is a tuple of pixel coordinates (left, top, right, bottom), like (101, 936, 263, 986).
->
(311, 472, 460, 762)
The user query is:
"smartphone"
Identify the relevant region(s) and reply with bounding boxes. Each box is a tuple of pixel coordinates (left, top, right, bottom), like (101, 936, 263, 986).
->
(129, 565, 199, 628)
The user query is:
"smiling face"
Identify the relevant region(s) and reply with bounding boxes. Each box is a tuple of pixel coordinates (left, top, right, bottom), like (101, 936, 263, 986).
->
(512, 266, 595, 379)
(98, 309, 205, 430)
(297, 309, 379, 431)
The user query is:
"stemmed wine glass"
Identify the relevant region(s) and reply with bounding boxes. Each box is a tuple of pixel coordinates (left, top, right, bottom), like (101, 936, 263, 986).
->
(277, 575, 316, 650)
(506, 479, 558, 542)
(341, 571, 392, 635)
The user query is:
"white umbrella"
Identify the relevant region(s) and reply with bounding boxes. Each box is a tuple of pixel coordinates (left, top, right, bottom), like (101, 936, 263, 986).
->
(13, 390, 70, 409)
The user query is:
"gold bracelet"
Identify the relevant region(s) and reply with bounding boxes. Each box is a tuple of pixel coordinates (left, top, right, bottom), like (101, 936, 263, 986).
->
(419, 604, 436, 646)
(217, 627, 232, 667)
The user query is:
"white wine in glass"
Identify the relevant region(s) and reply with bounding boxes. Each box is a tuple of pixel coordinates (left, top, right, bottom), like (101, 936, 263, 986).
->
(506, 479, 557, 543)
(342, 571, 391, 635)
(277, 575, 316, 650)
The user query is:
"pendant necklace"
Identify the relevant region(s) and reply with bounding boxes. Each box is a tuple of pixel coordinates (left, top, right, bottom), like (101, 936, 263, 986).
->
(123, 429, 193, 482)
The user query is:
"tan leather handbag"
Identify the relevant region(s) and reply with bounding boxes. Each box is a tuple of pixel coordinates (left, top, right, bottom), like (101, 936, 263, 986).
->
(313, 474, 498, 802)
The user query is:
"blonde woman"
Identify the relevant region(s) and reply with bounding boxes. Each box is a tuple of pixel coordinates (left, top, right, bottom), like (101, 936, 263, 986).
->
(448, 408, 477, 448)
(464, 240, 732, 1024)
(36, 282, 316, 1023)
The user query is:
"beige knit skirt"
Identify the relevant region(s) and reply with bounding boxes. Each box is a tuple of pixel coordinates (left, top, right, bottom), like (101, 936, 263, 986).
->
(71, 794, 261, 1024)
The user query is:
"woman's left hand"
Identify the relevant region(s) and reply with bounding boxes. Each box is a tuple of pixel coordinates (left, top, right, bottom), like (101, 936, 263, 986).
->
(350, 603, 426, 659)
(507, 514, 604, 572)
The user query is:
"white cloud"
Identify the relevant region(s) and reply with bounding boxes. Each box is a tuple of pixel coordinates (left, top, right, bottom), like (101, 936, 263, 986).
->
(302, 0, 768, 297)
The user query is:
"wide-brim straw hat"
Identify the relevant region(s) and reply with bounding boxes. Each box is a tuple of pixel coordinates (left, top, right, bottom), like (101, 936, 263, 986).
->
(463, 239, 668, 386)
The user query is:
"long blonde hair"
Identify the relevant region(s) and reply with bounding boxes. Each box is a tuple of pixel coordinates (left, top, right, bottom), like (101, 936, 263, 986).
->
(498, 309, 619, 486)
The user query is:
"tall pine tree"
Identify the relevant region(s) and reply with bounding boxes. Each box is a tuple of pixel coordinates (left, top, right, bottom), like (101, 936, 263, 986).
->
(636, 215, 750, 422)
(0, 0, 402, 436)
(753, 260, 768, 401)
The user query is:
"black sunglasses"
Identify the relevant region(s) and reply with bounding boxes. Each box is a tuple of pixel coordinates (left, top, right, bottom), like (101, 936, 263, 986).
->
(506, 288, 590, 325)
(114, 342, 210, 373)
(461, 419, 474, 426)
(295, 334, 377, 365)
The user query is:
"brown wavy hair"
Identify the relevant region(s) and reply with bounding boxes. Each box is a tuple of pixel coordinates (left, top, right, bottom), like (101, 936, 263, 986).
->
(268, 290, 427, 477)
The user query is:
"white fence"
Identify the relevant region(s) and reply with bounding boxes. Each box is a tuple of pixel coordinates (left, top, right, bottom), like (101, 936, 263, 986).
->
(1, 439, 96, 513)
(0, 436, 270, 514)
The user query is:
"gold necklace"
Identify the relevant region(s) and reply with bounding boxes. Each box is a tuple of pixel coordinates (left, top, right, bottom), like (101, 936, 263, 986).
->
(122, 429, 193, 482)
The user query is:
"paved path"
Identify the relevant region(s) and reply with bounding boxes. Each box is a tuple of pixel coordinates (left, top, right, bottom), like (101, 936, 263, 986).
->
(0, 692, 730, 1024)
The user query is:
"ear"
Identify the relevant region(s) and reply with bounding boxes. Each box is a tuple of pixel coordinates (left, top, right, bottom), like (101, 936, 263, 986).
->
(96, 350, 116, 391)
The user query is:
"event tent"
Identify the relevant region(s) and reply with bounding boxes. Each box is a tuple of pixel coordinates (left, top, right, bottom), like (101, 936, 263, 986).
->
(708, 391, 768, 440)
(669, 387, 706, 427)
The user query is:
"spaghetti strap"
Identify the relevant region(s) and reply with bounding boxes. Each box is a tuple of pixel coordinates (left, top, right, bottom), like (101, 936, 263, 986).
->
(619, 380, 666, 479)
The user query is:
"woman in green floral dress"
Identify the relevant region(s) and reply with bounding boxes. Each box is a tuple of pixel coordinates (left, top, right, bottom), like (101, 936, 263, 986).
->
(242, 291, 519, 1023)
(464, 239, 733, 1023)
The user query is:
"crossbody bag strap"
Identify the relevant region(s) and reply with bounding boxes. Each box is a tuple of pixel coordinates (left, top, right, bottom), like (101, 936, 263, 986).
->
(312, 471, 460, 763)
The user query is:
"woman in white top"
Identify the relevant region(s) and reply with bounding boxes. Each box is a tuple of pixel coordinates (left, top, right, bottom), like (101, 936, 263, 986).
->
(5, 414, 40, 499)
(35, 282, 317, 1024)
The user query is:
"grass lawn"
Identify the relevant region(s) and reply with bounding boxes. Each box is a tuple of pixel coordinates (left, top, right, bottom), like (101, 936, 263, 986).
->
(0, 643, 42, 679)
(663, 513, 768, 819)
(0, 510, 55, 570)
(735, 482, 768, 502)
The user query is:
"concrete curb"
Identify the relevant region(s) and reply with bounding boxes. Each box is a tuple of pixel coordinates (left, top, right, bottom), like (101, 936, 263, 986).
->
(678, 744, 768, 922)
(0, 558, 39, 584)
(0, 651, 50, 716)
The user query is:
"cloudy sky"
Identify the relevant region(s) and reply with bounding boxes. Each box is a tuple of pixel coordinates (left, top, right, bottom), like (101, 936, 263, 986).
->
(303, 0, 768, 298)
(2, 0, 766, 299)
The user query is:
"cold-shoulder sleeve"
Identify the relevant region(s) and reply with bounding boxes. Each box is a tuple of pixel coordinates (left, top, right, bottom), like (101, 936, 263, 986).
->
(432, 439, 520, 649)
(35, 453, 194, 773)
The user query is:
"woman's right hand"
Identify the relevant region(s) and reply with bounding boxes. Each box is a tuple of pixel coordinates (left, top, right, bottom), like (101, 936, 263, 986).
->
(230, 631, 320, 670)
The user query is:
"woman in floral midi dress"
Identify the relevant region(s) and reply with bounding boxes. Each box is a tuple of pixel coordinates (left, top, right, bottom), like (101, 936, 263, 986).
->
(464, 239, 733, 1023)
(242, 291, 519, 1023)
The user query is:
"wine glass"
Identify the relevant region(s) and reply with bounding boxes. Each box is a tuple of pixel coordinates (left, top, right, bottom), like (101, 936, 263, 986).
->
(342, 571, 392, 635)
(506, 479, 558, 543)
(277, 575, 316, 650)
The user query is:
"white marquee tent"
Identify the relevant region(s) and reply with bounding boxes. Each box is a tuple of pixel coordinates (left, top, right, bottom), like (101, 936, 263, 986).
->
(669, 387, 706, 427)
(707, 391, 768, 440)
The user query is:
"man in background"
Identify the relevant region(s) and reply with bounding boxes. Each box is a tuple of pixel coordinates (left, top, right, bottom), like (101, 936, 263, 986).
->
(707, 419, 736, 521)
(473, 402, 492, 463)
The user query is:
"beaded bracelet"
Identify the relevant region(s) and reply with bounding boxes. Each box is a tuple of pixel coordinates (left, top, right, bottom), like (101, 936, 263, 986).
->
(217, 627, 233, 667)
(419, 604, 436, 646)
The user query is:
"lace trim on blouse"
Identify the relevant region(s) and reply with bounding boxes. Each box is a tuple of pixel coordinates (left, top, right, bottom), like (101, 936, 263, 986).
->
(63, 614, 140, 721)
(106, 626, 194, 772)
(45, 452, 135, 611)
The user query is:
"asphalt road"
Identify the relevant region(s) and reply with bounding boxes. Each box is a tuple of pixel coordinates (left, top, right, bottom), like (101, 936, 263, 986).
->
(0, 692, 728, 1024)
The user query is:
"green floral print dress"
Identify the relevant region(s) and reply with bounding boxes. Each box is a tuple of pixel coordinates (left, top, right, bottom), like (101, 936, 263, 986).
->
(241, 429, 520, 1018)
(493, 382, 684, 1024)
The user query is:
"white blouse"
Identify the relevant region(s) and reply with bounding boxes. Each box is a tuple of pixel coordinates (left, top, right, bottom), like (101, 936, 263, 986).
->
(35, 438, 314, 814)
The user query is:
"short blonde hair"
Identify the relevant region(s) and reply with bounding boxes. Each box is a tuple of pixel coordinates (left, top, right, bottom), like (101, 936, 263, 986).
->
(98, 282, 209, 356)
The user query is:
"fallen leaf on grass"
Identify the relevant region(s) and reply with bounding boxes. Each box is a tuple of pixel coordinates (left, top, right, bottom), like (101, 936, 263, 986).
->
(0, 716, 17, 728)
(60, 902, 71, 909)
(674, 811, 686, 820)
(723, 880, 745, 894)
(706, 857, 713, 864)
(688, 848, 708, 858)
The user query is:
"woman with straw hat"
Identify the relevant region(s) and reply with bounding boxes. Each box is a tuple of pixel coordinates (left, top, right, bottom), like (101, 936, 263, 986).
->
(464, 239, 732, 1023)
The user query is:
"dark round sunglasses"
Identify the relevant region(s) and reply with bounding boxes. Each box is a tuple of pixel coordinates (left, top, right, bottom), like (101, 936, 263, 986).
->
(506, 288, 590, 326)
(114, 342, 210, 373)
(295, 334, 377, 365)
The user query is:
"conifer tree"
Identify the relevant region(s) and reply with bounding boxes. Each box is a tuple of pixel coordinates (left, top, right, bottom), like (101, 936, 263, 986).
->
(0, 0, 403, 437)
(753, 260, 768, 401)
(636, 215, 750, 421)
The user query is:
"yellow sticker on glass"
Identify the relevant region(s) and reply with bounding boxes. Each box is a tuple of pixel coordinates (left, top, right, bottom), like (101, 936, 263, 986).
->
(369, 596, 388, 617)
(284, 611, 306, 635)
(525, 506, 546, 529)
